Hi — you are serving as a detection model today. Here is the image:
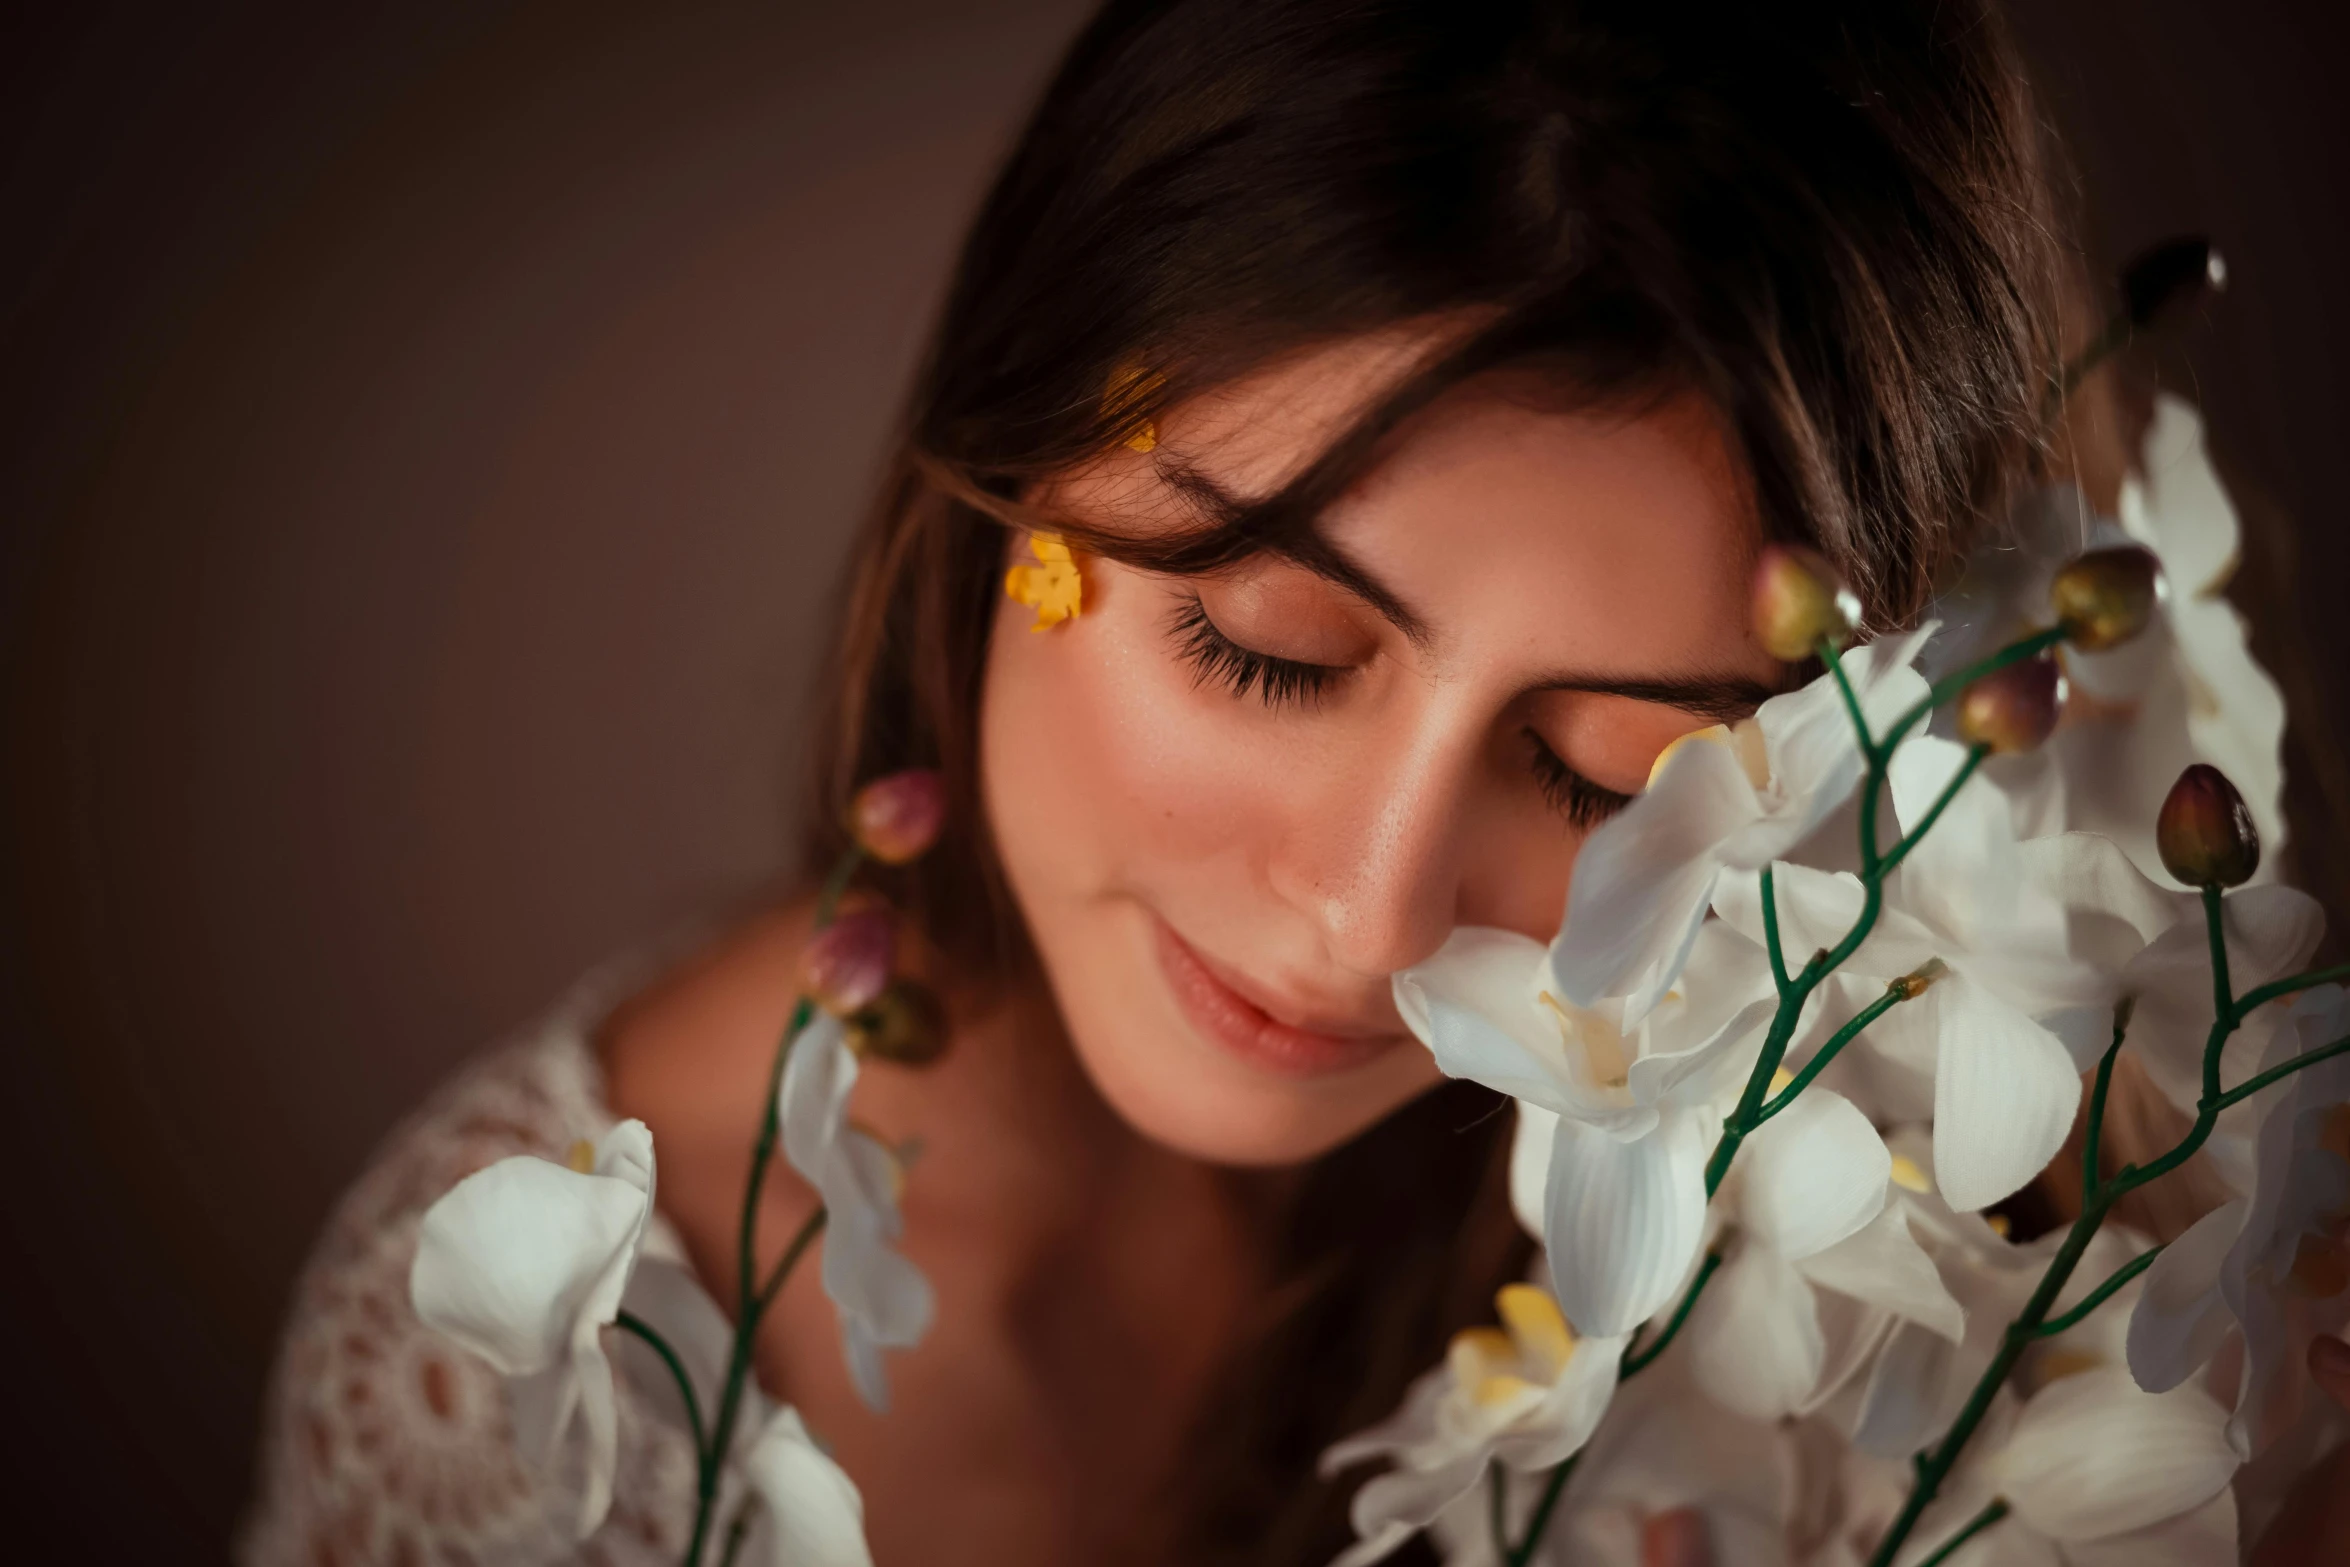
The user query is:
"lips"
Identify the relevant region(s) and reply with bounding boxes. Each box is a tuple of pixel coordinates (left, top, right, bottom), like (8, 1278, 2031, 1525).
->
(1151, 916, 1406, 1077)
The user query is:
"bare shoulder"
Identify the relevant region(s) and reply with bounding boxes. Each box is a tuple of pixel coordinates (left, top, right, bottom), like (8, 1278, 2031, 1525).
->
(240, 1021, 694, 1566)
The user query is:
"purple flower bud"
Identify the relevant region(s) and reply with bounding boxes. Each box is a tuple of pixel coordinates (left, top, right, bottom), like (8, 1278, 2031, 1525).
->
(2157, 764, 2260, 889)
(1955, 654, 2064, 754)
(850, 769, 947, 865)
(801, 907, 896, 1015)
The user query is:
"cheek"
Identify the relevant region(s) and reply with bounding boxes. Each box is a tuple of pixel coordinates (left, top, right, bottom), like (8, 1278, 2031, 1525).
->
(982, 568, 1284, 908)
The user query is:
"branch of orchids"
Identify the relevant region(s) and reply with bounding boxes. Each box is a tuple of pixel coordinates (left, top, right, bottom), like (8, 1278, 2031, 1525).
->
(685, 844, 867, 1566)
(1867, 884, 2350, 1566)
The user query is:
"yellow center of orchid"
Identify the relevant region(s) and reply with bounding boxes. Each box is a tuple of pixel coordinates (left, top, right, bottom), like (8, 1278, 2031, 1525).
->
(1647, 719, 1771, 792)
(1540, 990, 1630, 1089)
(1448, 1284, 1578, 1408)
(566, 1139, 597, 1174)
(1888, 1155, 1932, 1193)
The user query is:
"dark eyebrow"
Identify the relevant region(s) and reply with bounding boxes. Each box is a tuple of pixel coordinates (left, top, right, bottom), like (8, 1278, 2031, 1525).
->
(1157, 460, 1434, 646)
(1532, 674, 1774, 723)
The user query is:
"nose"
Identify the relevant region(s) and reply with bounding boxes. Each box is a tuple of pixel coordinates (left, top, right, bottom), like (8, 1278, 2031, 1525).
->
(1267, 705, 1482, 980)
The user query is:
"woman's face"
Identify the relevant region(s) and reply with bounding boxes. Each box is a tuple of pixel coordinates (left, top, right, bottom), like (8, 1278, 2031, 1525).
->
(980, 332, 1779, 1166)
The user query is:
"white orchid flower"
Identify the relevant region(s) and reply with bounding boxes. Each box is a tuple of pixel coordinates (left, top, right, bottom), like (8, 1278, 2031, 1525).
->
(734, 1405, 875, 1567)
(2129, 984, 2350, 1458)
(1926, 396, 2287, 887)
(1321, 1282, 1627, 1567)
(1684, 1090, 1962, 1423)
(778, 1010, 936, 1412)
(1430, 1358, 1792, 1567)
(1717, 739, 2156, 1211)
(1889, 1370, 2238, 1567)
(1552, 628, 1933, 1025)
(1397, 921, 1778, 1335)
(408, 1118, 655, 1537)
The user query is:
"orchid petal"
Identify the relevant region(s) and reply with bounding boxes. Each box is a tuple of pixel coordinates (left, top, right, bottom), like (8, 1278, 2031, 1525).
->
(2126, 1199, 2242, 1395)
(1995, 1370, 2237, 1542)
(1394, 927, 1549, 1048)
(1926, 976, 2081, 1211)
(1801, 1203, 1964, 1342)
(779, 1012, 857, 1179)
(741, 1406, 874, 1567)
(1687, 1246, 1824, 1421)
(1542, 1110, 1710, 1336)
(1852, 1319, 1960, 1458)
(1737, 1088, 1888, 1261)
(1338, 1455, 1487, 1567)
(410, 1153, 651, 1377)
(1508, 1101, 1557, 1240)
(1554, 738, 1758, 1018)
(2062, 1489, 2238, 1567)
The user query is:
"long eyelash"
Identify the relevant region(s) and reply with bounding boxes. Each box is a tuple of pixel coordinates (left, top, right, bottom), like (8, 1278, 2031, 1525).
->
(1167, 595, 1344, 709)
(1526, 730, 1633, 829)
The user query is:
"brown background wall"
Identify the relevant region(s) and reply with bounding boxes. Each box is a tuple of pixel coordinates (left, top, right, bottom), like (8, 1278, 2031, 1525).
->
(2, 2, 2344, 1558)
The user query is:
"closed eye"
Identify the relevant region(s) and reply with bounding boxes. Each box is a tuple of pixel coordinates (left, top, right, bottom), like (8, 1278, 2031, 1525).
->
(1167, 594, 1348, 709)
(1526, 730, 1632, 828)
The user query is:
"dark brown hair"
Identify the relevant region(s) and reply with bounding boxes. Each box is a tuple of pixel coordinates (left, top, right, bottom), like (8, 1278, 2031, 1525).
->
(803, 1, 2071, 1558)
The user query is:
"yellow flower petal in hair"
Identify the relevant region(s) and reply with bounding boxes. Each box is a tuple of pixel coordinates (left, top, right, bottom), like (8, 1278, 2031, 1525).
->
(1103, 363, 1164, 453)
(1004, 531, 1084, 630)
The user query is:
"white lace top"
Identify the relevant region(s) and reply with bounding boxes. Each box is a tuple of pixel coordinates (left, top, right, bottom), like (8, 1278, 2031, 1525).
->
(240, 984, 705, 1567)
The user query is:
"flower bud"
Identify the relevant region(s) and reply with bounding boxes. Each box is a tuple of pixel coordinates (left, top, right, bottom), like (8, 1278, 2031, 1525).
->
(847, 978, 950, 1066)
(801, 907, 896, 1015)
(849, 769, 947, 865)
(2157, 764, 2260, 888)
(2120, 236, 2226, 332)
(1892, 958, 1950, 1001)
(1751, 544, 1859, 662)
(1954, 654, 2064, 754)
(2049, 546, 2160, 652)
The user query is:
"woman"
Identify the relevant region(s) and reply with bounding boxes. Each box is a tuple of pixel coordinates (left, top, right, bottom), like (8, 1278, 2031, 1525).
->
(242, 1, 2344, 1563)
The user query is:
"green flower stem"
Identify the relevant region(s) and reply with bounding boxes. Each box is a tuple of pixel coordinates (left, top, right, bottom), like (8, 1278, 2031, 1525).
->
(1504, 1454, 1579, 1567)
(2059, 310, 2132, 401)
(2231, 962, 2350, 1017)
(717, 1495, 759, 1567)
(1621, 1252, 1723, 1375)
(684, 845, 865, 1566)
(617, 1311, 708, 1465)
(1488, 1465, 1510, 1559)
(1756, 982, 1910, 1123)
(754, 1207, 829, 1314)
(2203, 885, 2232, 1102)
(1915, 1499, 2011, 1567)
(2030, 1246, 2163, 1339)
(2080, 1015, 2128, 1198)
(1874, 745, 1989, 879)
(2212, 1034, 2350, 1114)
(1760, 865, 1793, 994)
